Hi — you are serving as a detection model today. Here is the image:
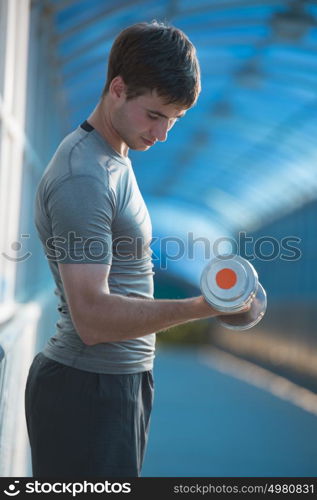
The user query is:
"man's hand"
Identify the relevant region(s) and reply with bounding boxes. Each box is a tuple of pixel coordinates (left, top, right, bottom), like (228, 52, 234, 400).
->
(197, 294, 253, 317)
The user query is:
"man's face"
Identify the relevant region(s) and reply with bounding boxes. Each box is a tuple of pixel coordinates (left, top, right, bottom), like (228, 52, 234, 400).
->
(111, 89, 187, 151)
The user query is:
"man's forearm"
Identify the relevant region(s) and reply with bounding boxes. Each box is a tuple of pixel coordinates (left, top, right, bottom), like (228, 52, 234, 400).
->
(76, 292, 218, 345)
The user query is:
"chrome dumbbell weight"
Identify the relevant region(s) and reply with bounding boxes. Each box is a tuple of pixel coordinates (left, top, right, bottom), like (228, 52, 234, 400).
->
(200, 254, 267, 330)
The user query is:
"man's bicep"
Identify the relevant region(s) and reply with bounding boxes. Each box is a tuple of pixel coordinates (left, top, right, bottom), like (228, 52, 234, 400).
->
(48, 177, 114, 265)
(58, 262, 111, 322)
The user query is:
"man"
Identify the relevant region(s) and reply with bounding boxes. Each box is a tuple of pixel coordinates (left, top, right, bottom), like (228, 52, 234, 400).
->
(25, 21, 247, 478)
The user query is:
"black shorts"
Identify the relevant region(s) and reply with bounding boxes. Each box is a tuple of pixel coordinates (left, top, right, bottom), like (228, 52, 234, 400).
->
(25, 352, 154, 477)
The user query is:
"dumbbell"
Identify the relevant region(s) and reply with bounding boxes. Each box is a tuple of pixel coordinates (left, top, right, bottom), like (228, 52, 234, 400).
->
(200, 254, 267, 330)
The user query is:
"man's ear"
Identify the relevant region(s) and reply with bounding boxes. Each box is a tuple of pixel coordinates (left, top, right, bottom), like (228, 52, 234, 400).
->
(109, 76, 126, 100)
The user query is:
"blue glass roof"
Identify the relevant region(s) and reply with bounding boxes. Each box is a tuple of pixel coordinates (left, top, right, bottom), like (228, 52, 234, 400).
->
(47, 0, 317, 242)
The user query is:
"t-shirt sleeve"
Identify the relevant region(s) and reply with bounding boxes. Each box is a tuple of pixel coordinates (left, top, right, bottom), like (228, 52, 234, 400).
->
(45, 175, 114, 264)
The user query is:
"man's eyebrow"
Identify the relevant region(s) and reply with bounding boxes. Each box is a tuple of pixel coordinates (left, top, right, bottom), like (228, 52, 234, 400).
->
(147, 109, 185, 119)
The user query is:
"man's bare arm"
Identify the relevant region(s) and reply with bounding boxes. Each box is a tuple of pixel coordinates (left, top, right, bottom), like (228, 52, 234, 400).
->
(59, 262, 230, 345)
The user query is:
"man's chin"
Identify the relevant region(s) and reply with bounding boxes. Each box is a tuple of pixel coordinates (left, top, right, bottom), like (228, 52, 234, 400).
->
(129, 143, 150, 151)
(126, 137, 153, 151)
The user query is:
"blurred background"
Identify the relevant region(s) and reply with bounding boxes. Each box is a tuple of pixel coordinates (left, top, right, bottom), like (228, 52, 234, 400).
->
(0, 0, 317, 477)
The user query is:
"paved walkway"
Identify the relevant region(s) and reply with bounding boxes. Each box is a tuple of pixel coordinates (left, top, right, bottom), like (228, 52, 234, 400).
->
(142, 346, 317, 477)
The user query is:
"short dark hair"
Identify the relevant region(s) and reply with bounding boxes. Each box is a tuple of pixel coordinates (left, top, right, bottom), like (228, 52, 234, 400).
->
(102, 21, 201, 108)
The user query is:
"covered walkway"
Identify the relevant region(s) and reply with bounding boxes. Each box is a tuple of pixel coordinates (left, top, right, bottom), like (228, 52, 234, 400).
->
(142, 347, 317, 477)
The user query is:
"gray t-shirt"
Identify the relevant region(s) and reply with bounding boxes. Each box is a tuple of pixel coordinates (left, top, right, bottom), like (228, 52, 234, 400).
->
(35, 120, 156, 374)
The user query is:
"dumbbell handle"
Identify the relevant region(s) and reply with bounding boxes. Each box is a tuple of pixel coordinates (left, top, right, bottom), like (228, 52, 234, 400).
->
(216, 282, 267, 330)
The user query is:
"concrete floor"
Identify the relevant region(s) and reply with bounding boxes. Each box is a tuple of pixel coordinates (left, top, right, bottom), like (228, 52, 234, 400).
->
(142, 346, 317, 477)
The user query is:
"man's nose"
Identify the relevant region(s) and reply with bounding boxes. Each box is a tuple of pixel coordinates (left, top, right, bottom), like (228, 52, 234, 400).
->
(153, 121, 169, 142)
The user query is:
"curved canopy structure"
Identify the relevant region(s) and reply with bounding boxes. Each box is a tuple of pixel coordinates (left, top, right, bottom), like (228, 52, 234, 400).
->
(47, 0, 317, 238)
